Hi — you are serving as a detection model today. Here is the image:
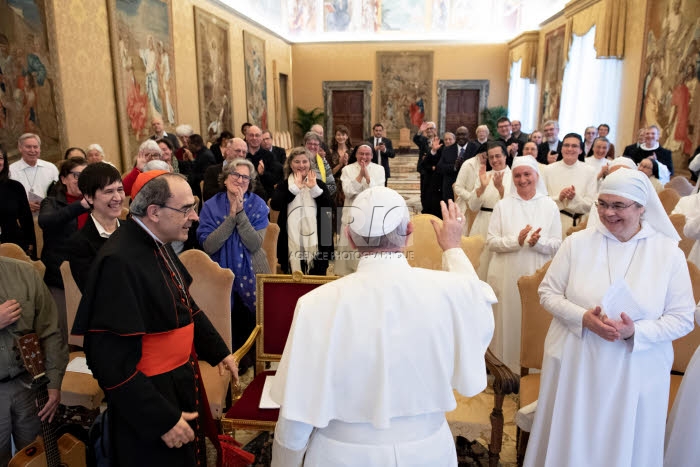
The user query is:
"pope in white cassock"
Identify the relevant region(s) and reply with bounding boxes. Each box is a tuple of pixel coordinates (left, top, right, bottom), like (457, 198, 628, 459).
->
(270, 187, 496, 466)
(664, 306, 700, 466)
(524, 169, 695, 467)
(466, 142, 511, 279)
(486, 156, 562, 373)
(544, 133, 597, 237)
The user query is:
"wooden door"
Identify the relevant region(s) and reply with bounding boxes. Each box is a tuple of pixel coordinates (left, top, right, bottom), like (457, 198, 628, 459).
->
(331, 90, 364, 143)
(445, 89, 480, 137)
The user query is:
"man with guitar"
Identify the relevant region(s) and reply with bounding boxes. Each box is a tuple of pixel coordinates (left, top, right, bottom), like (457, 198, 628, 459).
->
(0, 256, 69, 465)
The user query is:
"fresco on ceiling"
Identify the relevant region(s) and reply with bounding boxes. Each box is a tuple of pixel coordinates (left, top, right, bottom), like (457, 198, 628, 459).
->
(324, 0, 379, 32)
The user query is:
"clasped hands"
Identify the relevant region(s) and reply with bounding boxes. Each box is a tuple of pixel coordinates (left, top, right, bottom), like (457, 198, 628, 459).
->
(518, 225, 541, 247)
(559, 185, 576, 202)
(582, 306, 635, 342)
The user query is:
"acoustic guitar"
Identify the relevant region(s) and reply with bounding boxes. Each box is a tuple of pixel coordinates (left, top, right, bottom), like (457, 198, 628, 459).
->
(9, 333, 86, 467)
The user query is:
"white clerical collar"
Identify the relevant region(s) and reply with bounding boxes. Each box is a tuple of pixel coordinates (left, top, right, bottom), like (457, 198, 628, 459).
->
(91, 214, 120, 239)
(641, 143, 659, 151)
(132, 216, 164, 244)
(356, 251, 409, 270)
(548, 141, 558, 150)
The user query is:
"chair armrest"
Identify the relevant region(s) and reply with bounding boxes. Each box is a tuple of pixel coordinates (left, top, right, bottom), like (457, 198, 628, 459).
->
(485, 349, 520, 395)
(232, 325, 261, 365)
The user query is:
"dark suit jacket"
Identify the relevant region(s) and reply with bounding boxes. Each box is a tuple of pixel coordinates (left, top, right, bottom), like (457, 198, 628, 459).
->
(630, 146, 674, 175)
(537, 141, 563, 164)
(622, 143, 640, 158)
(436, 142, 479, 201)
(495, 136, 522, 166)
(178, 147, 216, 198)
(67, 215, 109, 293)
(269, 146, 287, 165)
(366, 137, 396, 178)
(150, 132, 180, 150)
(247, 148, 283, 200)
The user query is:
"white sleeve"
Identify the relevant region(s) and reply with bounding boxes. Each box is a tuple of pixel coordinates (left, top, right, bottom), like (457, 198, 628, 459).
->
(631, 250, 695, 352)
(539, 238, 587, 337)
(690, 153, 700, 173)
(486, 202, 520, 253)
(531, 202, 563, 256)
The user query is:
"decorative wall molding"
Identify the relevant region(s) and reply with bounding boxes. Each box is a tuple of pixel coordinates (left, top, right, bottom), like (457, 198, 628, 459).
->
(437, 80, 490, 133)
(322, 81, 373, 140)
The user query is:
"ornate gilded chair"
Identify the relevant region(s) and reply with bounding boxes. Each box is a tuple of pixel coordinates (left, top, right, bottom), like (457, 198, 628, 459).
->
(670, 214, 694, 258)
(221, 272, 337, 434)
(179, 249, 235, 419)
(658, 188, 681, 215)
(59, 262, 104, 410)
(665, 176, 695, 197)
(406, 213, 519, 466)
(262, 223, 280, 273)
(515, 261, 552, 465)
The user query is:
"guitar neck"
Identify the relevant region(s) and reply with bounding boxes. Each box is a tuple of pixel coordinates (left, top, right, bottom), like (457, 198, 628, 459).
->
(34, 378, 61, 467)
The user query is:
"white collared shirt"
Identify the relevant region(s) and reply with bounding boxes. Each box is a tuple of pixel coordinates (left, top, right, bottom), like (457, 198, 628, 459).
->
(9, 158, 59, 198)
(91, 214, 120, 239)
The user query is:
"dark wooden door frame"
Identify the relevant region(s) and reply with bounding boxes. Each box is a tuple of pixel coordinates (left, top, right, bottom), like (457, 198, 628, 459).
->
(323, 81, 373, 142)
(437, 80, 490, 134)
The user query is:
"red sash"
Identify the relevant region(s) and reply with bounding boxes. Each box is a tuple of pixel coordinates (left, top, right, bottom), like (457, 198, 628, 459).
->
(136, 323, 194, 376)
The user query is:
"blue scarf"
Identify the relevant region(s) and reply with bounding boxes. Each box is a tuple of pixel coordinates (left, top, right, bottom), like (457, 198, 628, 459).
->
(197, 191, 269, 312)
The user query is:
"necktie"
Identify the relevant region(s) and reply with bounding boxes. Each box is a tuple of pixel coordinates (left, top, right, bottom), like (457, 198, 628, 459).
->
(454, 147, 466, 171)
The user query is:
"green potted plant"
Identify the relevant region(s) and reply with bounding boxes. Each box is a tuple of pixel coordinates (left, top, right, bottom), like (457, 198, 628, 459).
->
(293, 107, 325, 145)
(481, 106, 508, 137)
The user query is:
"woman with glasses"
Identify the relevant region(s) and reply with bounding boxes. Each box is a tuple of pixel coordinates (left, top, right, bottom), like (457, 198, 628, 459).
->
(524, 169, 695, 467)
(38, 155, 89, 341)
(198, 159, 270, 371)
(637, 157, 663, 193)
(0, 144, 36, 256)
(271, 147, 334, 276)
(304, 132, 336, 197)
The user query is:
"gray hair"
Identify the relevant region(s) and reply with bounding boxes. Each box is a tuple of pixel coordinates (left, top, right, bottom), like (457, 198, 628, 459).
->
(304, 131, 322, 144)
(18, 133, 41, 146)
(348, 223, 410, 253)
(544, 120, 559, 129)
(218, 158, 257, 192)
(175, 124, 193, 137)
(593, 136, 610, 147)
(476, 124, 490, 136)
(130, 173, 186, 217)
(87, 143, 104, 155)
(137, 139, 162, 158)
(143, 160, 172, 172)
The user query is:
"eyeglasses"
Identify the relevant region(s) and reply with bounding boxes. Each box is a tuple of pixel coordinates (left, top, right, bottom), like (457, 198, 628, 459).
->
(595, 200, 636, 212)
(230, 172, 251, 182)
(69, 171, 82, 179)
(497, 124, 511, 129)
(305, 141, 319, 147)
(159, 204, 196, 217)
(562, 143, 580, 148)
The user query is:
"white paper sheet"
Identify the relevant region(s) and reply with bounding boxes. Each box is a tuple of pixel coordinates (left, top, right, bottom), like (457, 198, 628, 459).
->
(259, 375, 280, 409)
(66, 356, 93, 375)
(601, 279, 641, 321)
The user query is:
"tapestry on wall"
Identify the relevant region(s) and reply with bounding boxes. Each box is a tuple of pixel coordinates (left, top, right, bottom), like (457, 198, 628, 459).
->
(540, 25, 566, 125)
(194, 7, 232, 144)
(242, 31, 268, 129)
(376, 51, 433, 137)
(0, 0, 65, 162)
(108, 0, 177, 167)
(639, 0, 699, 156)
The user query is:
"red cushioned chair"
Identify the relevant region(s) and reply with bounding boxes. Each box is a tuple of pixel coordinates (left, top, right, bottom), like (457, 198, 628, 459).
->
(221, 271, 337, 434)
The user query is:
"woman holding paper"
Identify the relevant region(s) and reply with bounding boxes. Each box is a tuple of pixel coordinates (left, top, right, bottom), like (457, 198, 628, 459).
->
(525, 169, 695, 467)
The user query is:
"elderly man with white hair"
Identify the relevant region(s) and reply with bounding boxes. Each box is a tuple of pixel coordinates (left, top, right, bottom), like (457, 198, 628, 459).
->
(10, 133, 59, 212)
(270, 188, 496, 467)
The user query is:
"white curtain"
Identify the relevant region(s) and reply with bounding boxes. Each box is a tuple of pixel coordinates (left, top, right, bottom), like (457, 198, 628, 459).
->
(507, 59, 537, 133)
(559, 26, 623, 148)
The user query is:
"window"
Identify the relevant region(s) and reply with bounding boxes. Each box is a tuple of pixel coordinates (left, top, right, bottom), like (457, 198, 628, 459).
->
(507, 59, 538, 133)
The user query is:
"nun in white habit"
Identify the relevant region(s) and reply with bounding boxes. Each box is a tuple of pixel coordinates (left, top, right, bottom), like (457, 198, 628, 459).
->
(664, 305, 700, 466)
(466, 142, 511, 279)
(525, 169, 695, 467)
(486, 156, 562, 373)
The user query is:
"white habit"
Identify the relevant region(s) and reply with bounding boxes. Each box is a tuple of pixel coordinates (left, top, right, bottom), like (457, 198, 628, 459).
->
(454, 157, 480, 235)
(334, 162, 386, 276)
(664, 308, 700, 467)
(683, 207, 700, 269)
(270, 249, 496, 466)
(466, 167, 511, 279)
(544, 160, 596, 237)
(584, 155, 609, 191)
(486, 162, 561, 373)
(524, 223, 695, 467)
